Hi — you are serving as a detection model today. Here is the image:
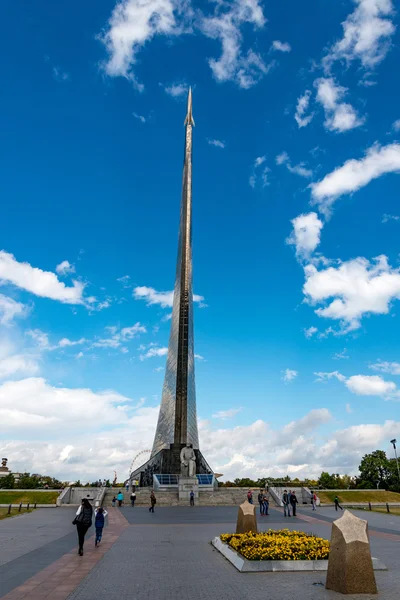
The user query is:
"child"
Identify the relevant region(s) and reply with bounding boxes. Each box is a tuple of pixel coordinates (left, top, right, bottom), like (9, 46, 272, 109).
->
(94, 507, 108, 546)
(111, 496, 116, 507)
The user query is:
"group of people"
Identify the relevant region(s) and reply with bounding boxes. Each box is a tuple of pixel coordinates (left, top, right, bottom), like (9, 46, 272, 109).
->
(282, 489, 299, 516)
(73, 499, 108, 556)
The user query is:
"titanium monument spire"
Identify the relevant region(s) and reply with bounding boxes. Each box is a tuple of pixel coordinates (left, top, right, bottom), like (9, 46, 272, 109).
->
(151, 88, 199, 457)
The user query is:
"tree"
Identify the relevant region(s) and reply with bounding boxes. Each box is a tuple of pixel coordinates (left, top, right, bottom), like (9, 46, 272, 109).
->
(318, 472, 337, 489)
(359, 451, 391, 489)
(0, 473, 15, 489)
(17, 473, 40, 489)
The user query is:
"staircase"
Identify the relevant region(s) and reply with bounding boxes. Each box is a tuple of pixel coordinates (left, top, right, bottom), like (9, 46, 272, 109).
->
(102, 487, 279, 507)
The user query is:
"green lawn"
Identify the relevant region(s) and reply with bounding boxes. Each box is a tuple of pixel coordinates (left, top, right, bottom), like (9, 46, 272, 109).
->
(0, 507, 34, 520)
(318, 490, 400, 504)
(0, 491, 59, 504)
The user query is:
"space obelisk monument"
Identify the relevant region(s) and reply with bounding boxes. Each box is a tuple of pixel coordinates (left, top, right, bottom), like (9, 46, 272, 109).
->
(131, 89, 212, 487)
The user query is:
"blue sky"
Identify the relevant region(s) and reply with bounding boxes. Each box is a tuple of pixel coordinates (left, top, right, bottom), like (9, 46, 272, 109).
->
(1, 0, 400, 482)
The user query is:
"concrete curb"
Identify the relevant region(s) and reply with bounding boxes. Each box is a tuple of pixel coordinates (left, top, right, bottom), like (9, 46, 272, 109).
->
(211, 537, 387, 573)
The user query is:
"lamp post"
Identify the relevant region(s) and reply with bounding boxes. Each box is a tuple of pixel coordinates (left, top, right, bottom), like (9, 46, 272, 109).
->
(390, 439, 400, 483)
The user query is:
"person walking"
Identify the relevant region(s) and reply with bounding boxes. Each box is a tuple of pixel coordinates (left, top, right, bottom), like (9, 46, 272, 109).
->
(312, 491, 317, 511)
(263, 491, 269, 516)
(282, 489, 291, 517)
(258, 490, 264, 515)
(247, 489, 253, 504)
(130, 491, 136, 507)
(117, 490, 124, 507)
(73, 499, 93, 556)
(149, 490, 156, 513)
(290, 490, 298, 517)
(111, 496, 116, 507)
(190, 490, 195, 507)
(94, 507, 108, 547)
(334, 496, 343, 511)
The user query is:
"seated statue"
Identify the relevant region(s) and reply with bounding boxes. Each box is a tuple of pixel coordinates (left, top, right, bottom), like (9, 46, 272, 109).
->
(180, 444, 196, 478)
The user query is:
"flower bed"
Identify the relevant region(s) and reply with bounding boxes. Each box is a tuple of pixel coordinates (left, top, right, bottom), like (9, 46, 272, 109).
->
(220, 529, 330, 561)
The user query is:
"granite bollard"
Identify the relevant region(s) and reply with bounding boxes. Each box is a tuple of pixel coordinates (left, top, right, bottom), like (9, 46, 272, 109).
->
(236, 501, 257, 534)
(326, 509, 377, 594)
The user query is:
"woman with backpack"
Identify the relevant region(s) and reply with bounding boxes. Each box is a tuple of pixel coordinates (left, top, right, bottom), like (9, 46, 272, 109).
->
(73, 498, 93, 556)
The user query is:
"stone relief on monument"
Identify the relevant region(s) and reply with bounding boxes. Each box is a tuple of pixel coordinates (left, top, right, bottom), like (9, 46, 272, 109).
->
(180, 444, 196, 477)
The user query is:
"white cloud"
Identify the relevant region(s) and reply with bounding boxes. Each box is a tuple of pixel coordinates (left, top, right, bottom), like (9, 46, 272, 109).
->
(276, 151, 313, 178)
(93, 323, 146, 349)
(294, 90, 314, 128)
(392, 119, 400, 132)
(345, 403, 352, 413)
(154, 366, 164, 372)
(333, 348, 349, 360)
(208, 139, 225, 148)
(286, 212, 324, 259)
(271, 40, 291, 53)
(254, 155, 266, 167)
(133, 286, 205, 307)
(346, 374, 396, 396)
(323, 0, 396, 71)
(194, 353, 204, 360)
(304, 326, 318, 338)
(382, 213, 399, 223)
(315, 77, 365, 133)
(315, 371, 346, 383)
(315, 369, 398, 399)
(26, 329, 51, 350)
(58, 337, 86, 348)
(282, 368, 298, 382)
(52, 67, 69, 82)
(200, 0, 269, 89)
(0, 294, 28, 325)
(132, 111, 146, 123)
(56, 260, 75, 276)
(303, 255, 400, 331)
(101, 0, 189, 89)
(212, 407, 243, 419)
(0, 251, 84, 304)
(0, 355, 39, 379)
(117, 275, 131, 288)
(140, 346, 168, 360)
(76, 352, 84, 359)
(370, 360, 400, 375)
(311, 144, 400, 216)
(249, 156, 270, 188)
(164, 82, 188, 97)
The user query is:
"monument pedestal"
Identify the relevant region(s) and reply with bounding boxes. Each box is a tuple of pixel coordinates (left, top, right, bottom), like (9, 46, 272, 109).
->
(178, 476, 199, 501)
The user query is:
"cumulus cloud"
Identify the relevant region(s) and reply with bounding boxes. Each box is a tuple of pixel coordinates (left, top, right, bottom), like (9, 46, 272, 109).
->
(163, 82, 189, 97)
(276, 152, 313, 178)
(212, 407, 243, 419)
(315, 369, 398, 399)
(140, 346, 168, 360)
(311, 143, 400, 216)
(101, 0, 189, 89)
(132, 111, 147, 123)
(0, 251, 84, 305)
(304, 326, 318, 338)
(382, 213, 399, 223)
(93, 323, 146, 349)
(286, 212, 324, 259)
(271, 40, 291, 52)
(303, 255, 400, 332)
(294, 90, 314, 128)
(392, 119, 400, 132)
(200, 0, 270, 89)
(133, 286, 205, 308)
(56, 260, 75, 276)
(370, 360, 400, 375)
(323, 0, 396, 71)
(282, 368, 298, 382)
(208, 139, 225, 148)
(315, 77, 365, 133)
(0, 294, 28, 325)
(0, 355, 39, 379)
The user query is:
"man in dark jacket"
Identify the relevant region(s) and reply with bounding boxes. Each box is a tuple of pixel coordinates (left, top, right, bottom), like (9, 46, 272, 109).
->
(258, 490, 264, 515)
(149, 491, 156, 513)
(282, 490, 291, 517)
(290, 490, 298, 517)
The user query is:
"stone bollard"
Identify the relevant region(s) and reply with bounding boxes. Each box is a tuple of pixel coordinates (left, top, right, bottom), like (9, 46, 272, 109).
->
(386, 503, 390, 513)
(18, 503, 22, 513)
(236, 501, 257, 534)
(27, 503, 30, 511)
(326, 510, 377, 594)
(7, 504, 11, 515)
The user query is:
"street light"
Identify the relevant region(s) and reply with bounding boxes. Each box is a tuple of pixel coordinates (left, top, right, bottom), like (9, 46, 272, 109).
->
(390, 439, 400, 483)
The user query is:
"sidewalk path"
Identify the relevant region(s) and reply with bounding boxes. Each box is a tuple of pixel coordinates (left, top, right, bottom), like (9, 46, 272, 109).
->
(1, 506, 399, 600)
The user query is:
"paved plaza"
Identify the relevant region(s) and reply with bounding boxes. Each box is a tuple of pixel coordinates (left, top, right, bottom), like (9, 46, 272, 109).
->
(0, 505, 399, 600)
